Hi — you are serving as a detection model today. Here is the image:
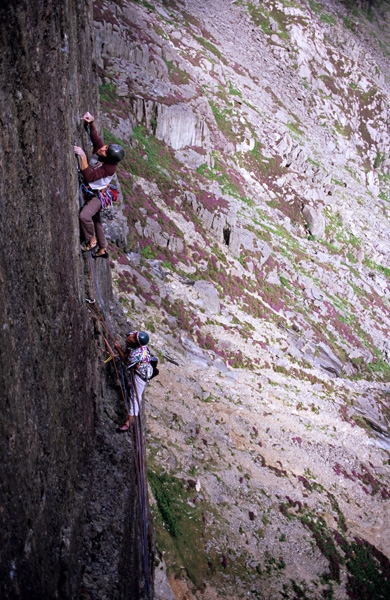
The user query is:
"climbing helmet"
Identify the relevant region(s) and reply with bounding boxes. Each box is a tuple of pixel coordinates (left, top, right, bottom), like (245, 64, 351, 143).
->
(107, 143, 125, 164)
(137, 331, 149, 346)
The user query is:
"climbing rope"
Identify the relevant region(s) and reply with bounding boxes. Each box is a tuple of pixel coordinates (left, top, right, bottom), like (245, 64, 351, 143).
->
(84, 253, 153, 598)
(128, 370, 152, 599)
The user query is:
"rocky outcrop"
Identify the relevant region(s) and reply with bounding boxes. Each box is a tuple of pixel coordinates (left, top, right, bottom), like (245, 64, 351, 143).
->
(302, 204, 326, 238)
(94, 0, 390, 597)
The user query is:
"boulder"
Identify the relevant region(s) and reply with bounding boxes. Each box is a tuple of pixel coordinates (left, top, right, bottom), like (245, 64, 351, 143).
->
(302, 205, 325, 238)
(194, 280, 220, 314)
(155, 103, 210, 150)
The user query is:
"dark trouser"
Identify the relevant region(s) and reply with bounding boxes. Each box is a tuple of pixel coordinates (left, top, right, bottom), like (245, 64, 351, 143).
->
(79, 196, 107, 248)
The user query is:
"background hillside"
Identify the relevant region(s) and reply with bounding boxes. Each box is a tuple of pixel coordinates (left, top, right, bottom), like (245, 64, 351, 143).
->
(95, 0, 390, 598)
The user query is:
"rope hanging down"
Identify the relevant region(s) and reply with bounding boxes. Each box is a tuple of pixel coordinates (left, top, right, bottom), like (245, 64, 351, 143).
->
(85, 253, 153, 598)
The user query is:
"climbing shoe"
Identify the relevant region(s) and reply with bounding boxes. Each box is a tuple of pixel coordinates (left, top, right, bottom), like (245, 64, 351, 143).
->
(81, 241, 97, 252)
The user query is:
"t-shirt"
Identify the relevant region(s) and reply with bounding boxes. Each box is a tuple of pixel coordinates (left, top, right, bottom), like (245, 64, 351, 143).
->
(81, 124, 117, 189)
(127, 345, 153, 380)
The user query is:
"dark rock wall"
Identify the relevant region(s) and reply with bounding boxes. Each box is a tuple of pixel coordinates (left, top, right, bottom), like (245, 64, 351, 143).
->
(0, 1, 144, 598)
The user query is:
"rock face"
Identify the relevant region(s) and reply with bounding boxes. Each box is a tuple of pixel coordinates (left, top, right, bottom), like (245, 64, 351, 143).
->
(0, 2, 149, 599)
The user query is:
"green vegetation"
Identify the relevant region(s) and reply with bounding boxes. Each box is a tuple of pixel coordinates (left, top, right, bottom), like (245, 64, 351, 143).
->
(374, 151, 386, 169)
(115, 124, 182, 183)
(99, 82, 117, 104)
(163, 58, 190, 85)
(129, 0, 155, 9)
(340, 537, 390, 598)
(148, 469, 211, 585)
(320, 13, 336, 25)
(193, 34, 226, 63)
(308, 0, 323, 13)
(141, 245, 157, 260)
(367, 348, 390, 377)
(286, 121, 304, 136)
(279, 493, 390, 597)
(364, 257, 390, 279)
(196, 158, 245, 200)
(333, 121, 352, 138)
(247, 2, 289, 40)
(279, 275, 292, 289)
(148, 465, 289, 594)
(209, 100, 235, 140)
(228, 81, 242, 97)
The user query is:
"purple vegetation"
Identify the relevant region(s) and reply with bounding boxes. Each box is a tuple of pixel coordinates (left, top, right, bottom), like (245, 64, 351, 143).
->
(381, 487, 390, 500)
(339, 405, 352, 424)
(117, 255, 130, 266)
(333, 463, 355, 481)
(322, 302, 364, 348)
(297, 475, 312, 490)
(231, 62, 246, 76)
(269, 465, 288, 478)
(286, 496, 302, 511)
(196, 188, 229, 211)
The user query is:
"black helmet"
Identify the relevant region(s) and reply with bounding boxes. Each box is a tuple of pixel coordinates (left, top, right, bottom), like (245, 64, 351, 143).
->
(137, 331, 149, 346)
(107, 143, 125, 164)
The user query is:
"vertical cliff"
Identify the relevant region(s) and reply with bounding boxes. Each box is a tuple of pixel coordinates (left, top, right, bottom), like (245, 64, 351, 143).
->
(0, 1, 148, 598)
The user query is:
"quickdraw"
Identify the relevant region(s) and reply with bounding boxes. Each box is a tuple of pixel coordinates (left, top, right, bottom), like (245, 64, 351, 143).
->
(98, 184, 119, 220)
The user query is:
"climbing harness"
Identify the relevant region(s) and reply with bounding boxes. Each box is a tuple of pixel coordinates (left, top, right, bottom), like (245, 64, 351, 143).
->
(98, 184, 119, 220)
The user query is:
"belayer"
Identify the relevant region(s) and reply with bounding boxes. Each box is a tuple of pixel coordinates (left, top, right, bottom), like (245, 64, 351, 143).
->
(74, 112, 125, 258)
(114, 330, 159, 431)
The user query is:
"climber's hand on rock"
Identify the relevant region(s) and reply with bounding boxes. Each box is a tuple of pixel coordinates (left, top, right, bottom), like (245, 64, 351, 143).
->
(82, 112, 94, 124)
(74, 145, 86, 159)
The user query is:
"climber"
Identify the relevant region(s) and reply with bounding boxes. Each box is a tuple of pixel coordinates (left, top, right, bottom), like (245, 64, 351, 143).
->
(114, 330, 158, 431)
(74, 111, 125, 258)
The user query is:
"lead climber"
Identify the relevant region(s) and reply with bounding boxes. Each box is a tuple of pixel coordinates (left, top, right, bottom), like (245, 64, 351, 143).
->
(114, 330, 159, 431)
(74, 111, 125, 258)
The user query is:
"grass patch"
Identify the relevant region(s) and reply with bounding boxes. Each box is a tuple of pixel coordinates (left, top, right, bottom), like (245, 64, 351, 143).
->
(209, 100, 235, 140)
(364, 257, 390, 279)
(193, 34, 226, 63)
(286, 121, 304, 136)
(99, 82, 117, 104)
(148, 469, 211, 586)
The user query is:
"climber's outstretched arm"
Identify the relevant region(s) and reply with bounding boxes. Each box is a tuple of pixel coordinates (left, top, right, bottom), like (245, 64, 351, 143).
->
(114, 342, 126, 363)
